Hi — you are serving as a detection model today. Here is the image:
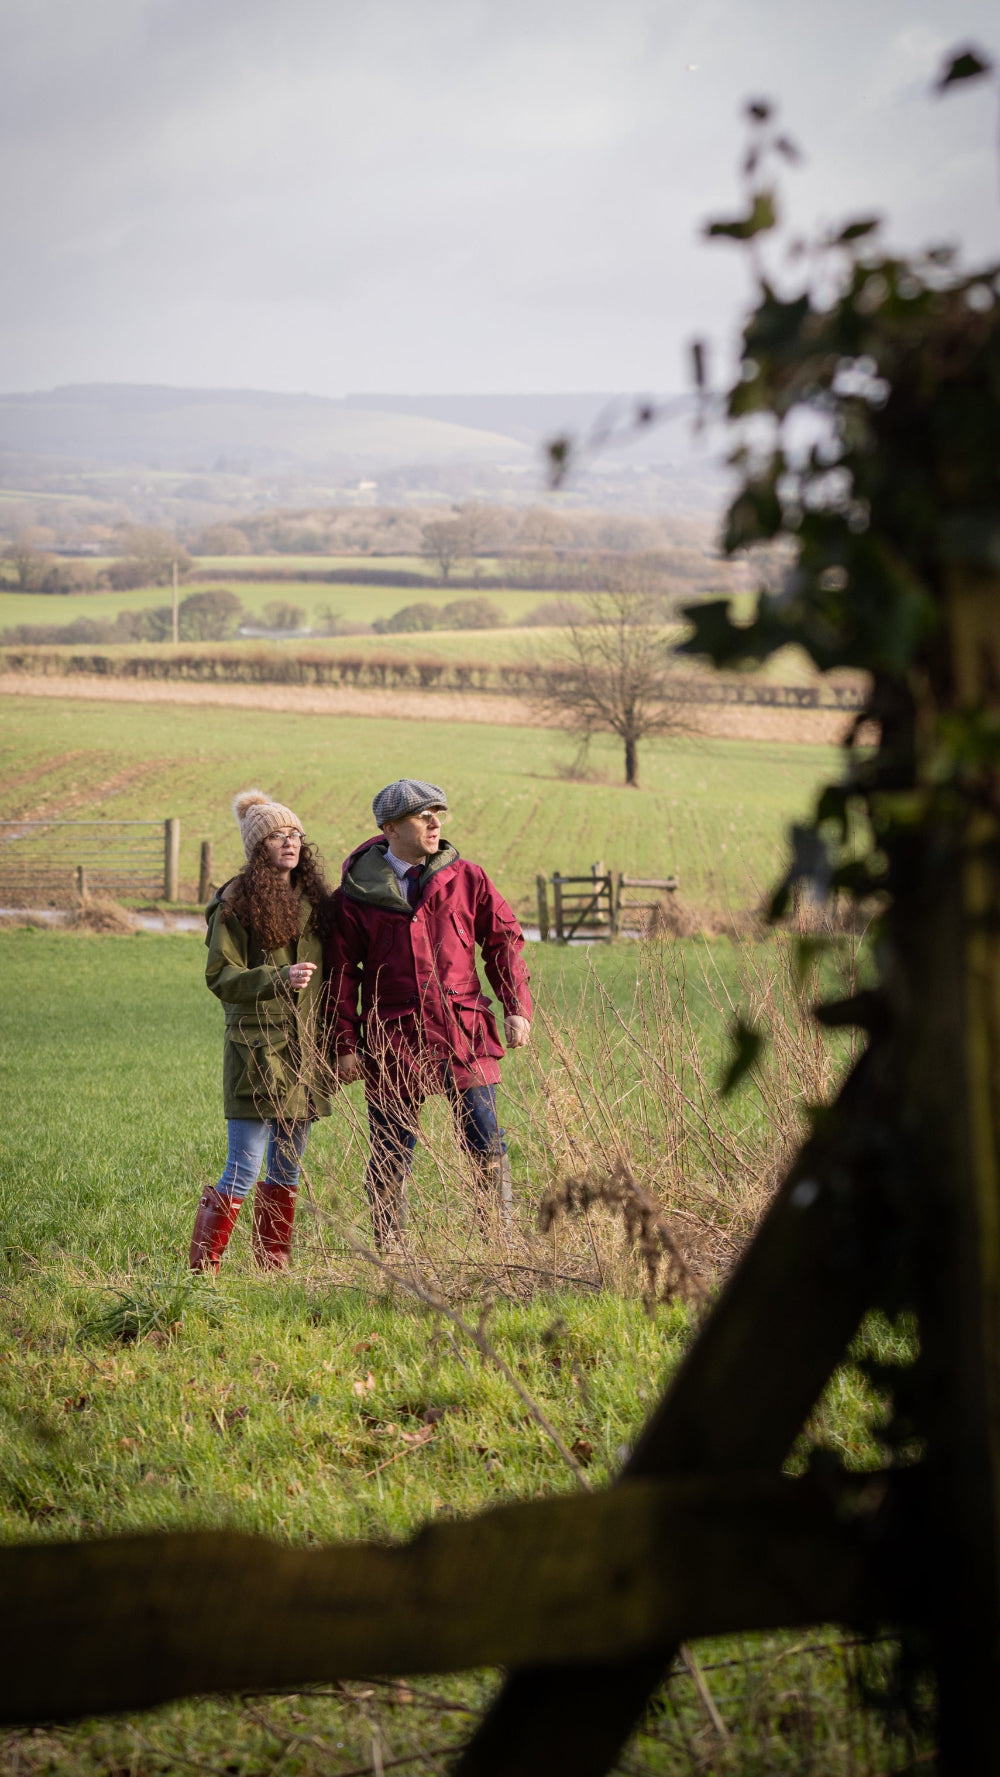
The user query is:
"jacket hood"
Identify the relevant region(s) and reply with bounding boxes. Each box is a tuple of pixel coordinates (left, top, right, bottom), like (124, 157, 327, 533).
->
(341, 834, 459, 914)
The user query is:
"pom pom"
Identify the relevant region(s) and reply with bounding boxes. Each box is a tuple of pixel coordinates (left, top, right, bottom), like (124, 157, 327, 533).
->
(233, 788, 271, 824)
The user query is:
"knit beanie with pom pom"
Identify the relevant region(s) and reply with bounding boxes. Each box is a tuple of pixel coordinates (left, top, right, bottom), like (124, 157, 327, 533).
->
(233, 789, 304, 859)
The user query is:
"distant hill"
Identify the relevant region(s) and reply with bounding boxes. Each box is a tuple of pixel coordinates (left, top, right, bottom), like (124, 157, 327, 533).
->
(346, 392, 620, 445)
(346, 391, 701, 465)
(0, 385, 725, 533)
(0, 385, 533, 473)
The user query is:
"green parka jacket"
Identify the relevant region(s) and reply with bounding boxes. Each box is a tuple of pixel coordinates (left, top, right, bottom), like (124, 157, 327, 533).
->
(205, 882, 331, 1123)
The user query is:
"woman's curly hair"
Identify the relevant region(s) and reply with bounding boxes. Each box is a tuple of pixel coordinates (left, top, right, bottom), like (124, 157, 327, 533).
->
(229, 838, 334, 951)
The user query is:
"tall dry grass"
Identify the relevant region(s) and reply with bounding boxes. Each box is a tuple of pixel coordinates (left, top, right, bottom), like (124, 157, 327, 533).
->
(299, 925, 864, 1310)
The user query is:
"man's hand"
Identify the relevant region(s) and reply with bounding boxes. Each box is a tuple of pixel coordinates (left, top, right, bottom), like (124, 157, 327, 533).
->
(334, 1051, 364, 1084)
(504, 1014, 531, 1049)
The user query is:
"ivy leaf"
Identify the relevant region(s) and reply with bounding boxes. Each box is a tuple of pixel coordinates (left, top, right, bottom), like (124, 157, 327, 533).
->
(547, 436, 571, 487)
(720, 1017, 764, 1097)
(675, 598, 740, 661)
(705, 191, 777, 241)
(724, 476, 783, 549)
(935, 47, 993, 91)
(835, 218, 880, 244)
(815, 783, 850, 840)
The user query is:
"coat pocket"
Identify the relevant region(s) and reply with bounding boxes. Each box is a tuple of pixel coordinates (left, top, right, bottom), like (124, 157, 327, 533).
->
(451, 994, 503, 1061)
(230, 1031, 295, 1107)
(450, 910, 473, 949)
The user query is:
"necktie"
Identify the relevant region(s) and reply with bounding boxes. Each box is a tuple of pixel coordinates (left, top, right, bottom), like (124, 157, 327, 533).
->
(404, 865, 422, 908)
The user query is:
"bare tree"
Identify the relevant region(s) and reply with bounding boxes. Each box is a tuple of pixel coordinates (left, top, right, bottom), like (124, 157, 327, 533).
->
(536, 573, 684, 787)
(420, 519, 465, 581)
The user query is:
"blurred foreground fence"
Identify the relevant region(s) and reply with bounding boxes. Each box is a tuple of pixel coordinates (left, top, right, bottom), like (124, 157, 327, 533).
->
(0, 818, 180, 904)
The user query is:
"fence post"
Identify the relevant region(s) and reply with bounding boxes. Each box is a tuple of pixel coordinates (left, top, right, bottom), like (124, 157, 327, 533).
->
(163, 819, 180, 902)
(552, 873, 565, 943)
(198, 840, 213, 904)
(75, 865, 87, 901)
(536, 874, 549, 943)
(609, 872, 621, 939)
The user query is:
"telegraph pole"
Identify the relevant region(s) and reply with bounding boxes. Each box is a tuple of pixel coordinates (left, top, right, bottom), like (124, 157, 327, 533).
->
(172, 559, 179, 645)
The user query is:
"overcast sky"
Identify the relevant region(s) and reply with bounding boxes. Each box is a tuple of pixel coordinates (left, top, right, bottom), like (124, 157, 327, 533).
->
(1, 0, 997, 399)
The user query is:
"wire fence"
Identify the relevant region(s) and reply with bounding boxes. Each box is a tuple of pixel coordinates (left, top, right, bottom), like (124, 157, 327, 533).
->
(0, 819, 177, 905)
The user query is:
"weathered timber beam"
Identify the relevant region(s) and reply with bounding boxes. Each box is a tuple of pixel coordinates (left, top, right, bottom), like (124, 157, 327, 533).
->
(0, 1473, 893, 1726)
(459, 1046, 899, 1776)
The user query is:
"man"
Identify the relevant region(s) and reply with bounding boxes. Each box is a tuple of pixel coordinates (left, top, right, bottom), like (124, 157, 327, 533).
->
(326, 778, 532, 1247)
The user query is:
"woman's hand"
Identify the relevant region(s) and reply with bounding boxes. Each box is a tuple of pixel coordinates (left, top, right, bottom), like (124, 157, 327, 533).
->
(288, 962, 317, 991)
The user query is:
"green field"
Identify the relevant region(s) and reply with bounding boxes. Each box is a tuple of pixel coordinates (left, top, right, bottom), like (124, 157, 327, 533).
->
(0, 567, 555, 633)
(0, 927, 916, 1773)
(0, 695, 834, 912)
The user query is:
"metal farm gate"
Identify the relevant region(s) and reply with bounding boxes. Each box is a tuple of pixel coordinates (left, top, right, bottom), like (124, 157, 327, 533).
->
(0, 818, 180, 905)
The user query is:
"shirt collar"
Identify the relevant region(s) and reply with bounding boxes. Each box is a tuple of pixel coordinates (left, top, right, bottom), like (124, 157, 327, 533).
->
(385, 846, 419, 880)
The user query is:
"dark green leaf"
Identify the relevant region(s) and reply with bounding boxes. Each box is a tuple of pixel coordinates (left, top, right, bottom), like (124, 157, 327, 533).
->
(745, 99, 772, 122)
(705, 191, 777, 241)
(836, 219, 880, 244)
(720, 1017, 764, 1096)
(814, 992, 887, 1033)
(815, 784, 850, 839)
(724, 477, 783, 550)
(935, 47, 993, 91)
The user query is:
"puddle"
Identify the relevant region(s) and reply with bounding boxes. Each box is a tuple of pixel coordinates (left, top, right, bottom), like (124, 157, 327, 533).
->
(0, 907, 203, 932)
(1, 912, 637, 942)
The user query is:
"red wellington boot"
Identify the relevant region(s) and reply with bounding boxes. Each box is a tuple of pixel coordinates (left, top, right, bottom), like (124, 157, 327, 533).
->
(189, 1187, 242, 1274)
(252, 1182, 297, 1269)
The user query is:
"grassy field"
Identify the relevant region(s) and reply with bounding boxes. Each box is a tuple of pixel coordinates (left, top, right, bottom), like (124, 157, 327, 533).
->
(0, 926, 919, 1773)
(0, 574, 561, 633)
(0, 694, 835, 912)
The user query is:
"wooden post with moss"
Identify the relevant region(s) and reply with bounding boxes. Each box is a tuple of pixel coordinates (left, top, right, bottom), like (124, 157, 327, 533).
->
(163, 818, 180, 903)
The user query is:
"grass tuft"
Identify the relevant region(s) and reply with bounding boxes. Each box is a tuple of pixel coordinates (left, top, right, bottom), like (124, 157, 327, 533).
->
(77, 1271, 231, 1346)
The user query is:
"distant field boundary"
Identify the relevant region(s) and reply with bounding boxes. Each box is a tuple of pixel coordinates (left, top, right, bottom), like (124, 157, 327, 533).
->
(0, 646, 866, 711)
(190, 563, 711, 594)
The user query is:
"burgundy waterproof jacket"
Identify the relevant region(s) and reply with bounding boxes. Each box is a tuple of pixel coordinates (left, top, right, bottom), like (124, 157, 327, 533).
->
(325, 836, 532, 1094)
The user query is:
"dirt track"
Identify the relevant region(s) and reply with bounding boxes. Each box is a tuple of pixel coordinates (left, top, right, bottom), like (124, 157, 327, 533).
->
(0, 672, 856, 747)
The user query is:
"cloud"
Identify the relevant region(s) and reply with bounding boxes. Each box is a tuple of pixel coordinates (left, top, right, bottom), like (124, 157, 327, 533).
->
(0, 0, 997, 394)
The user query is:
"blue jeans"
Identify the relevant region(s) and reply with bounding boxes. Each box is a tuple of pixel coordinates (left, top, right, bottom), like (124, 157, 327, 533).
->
(367, 1080, 504, 1183)
(216, 1118, 310, 1202)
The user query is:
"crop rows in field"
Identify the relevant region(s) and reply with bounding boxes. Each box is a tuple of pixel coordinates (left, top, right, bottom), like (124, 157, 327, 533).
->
(0, 694, 834, 914)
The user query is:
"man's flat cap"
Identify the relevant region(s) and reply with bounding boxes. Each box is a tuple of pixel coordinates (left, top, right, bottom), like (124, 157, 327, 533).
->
(372, 778, 448, 825)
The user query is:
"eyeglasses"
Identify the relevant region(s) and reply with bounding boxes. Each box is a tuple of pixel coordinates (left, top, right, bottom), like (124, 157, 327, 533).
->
(414, 808, 446, 820)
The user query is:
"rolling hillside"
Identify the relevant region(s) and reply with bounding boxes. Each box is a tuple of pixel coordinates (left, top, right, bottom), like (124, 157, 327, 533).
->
(0, 385, 533, 473)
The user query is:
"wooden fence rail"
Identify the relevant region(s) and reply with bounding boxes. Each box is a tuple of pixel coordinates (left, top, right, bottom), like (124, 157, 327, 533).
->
(0, 818, 182, 904)
(0, 1472, 899, 1726)
(535, 866, 678, 940)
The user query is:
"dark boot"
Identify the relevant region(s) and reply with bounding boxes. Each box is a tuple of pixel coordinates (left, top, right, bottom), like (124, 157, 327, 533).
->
(365, 1162, 408, 1252)
(189, 1188, 242, 1274)
(252, 1182, 297, 1269)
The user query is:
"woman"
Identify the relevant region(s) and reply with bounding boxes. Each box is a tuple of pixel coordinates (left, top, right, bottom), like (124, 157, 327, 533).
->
(189, 788, 332, 1273)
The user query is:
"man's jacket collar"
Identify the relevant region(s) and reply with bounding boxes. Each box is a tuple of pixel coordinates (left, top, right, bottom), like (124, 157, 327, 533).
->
(341, 834, 459, 914)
